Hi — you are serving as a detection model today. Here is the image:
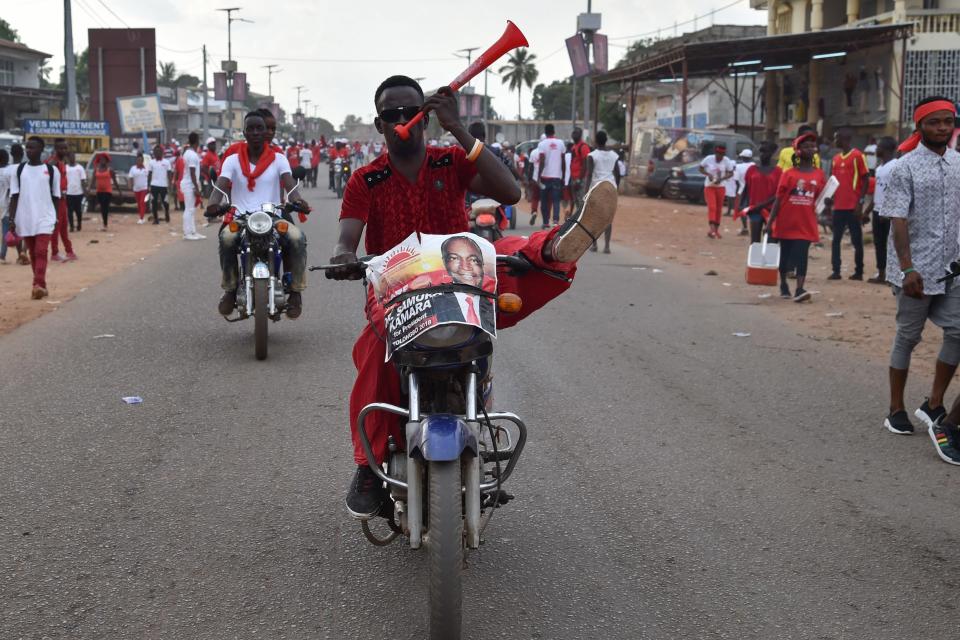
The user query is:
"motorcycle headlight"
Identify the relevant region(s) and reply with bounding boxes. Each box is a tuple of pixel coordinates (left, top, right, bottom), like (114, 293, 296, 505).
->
(247, 211, 273, 235)
(413, 323, 479, 349)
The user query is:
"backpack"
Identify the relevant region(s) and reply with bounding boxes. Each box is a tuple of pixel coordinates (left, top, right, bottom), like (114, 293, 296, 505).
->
(17, 162, 56, 203)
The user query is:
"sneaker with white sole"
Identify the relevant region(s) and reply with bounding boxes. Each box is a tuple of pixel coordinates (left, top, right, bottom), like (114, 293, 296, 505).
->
(928, 419, 960, 465)
(884, 410, 914, 435)
(547, 181, 617, 263)
(915, 399, 946, 429)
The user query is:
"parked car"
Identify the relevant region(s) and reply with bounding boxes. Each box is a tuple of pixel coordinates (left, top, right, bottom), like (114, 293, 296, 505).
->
(84, 151, 139, 209)
(664, 161, 710, 204)
(633, 127, 756, 198)
(0, 131, 21, 151)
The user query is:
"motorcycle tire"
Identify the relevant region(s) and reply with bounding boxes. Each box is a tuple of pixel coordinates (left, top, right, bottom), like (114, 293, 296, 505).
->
(427, 460, 463, 640)
(253, 279, 268, 360)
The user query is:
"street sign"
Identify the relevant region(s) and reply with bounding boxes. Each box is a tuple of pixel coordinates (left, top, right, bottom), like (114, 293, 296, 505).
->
(232, 72, 247, 101)
(115, 94, 164, 134)
(23, 119, 110, 137)
(214, 72, 227, 100)
(593, 34, 608, 73)
(566, 33, 590, 78)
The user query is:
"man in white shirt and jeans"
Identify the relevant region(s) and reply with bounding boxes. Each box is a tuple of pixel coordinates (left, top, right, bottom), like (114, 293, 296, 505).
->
(180, 132, 204, 240)
(64, 152, 86, 232)
(8, 136, 61, 299)
(536, 124, 566, 228)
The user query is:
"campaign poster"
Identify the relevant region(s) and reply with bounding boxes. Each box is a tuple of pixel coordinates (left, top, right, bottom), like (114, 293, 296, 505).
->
(367, 232, 497, 361)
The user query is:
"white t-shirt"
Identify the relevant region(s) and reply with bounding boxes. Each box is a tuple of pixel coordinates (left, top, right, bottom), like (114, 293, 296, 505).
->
(536, 137, 565, 180)
(219, 151, 292, 213)
(148, 158, 171, 187)
(529, 147, 542, 182)
(864, 143, 877, 171)
(588, 149, 619, 187)
(873, 158, 898, 213)
(10, 163, 60, 237)
(179, 148, 201, 190)
(700, 155, 736, 188)
(299, 148, 313, 168)
(0, 164, 12, 218)
(563, 152, 571, 186)
(733, 161, 753, 196)
(65, 164, 86, 195)
(128, 165, 149, 192)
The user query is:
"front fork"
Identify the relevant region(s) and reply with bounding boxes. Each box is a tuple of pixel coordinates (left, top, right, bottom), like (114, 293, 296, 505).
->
(243, 247, 278, 316)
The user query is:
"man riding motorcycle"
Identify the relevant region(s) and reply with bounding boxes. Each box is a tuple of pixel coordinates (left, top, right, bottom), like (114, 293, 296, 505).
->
(205, 110, 312, 318)
(327, 75, 617, 518)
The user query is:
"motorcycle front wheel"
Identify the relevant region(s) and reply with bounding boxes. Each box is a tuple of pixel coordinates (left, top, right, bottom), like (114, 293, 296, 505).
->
(427, 460, 463, 640)
(253, 279, 268, 360)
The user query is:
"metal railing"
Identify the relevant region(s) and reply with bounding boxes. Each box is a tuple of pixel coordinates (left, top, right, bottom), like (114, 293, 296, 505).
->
(908, 9, 960, 34)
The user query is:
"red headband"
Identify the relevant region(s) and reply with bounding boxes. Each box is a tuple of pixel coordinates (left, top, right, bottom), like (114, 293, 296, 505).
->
(793, 132, 817, 151)
(898, 100, 956, 153)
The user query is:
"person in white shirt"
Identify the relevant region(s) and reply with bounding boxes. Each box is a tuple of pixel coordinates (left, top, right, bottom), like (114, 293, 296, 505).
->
(128, 154, 150, 224)
(699, 144, 736, 239)
(733, 148, 755, 236)
(3, 144, 27, 264)
(536, 124, 566, 228)
(205, 110, 312, 319)
(526, 145, 542, 226)
(7, 136, 60, 298)
(864, 136, 898, 284)
(584, 130, 620, 253)
(179, 133, 203, 240)
(0, 148, 10, 263)
(64, 152, 86, 232)
(147, 146, 172, 224)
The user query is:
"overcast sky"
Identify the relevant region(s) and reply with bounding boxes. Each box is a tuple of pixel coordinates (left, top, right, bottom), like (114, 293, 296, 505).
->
(10, 0, 764, 127)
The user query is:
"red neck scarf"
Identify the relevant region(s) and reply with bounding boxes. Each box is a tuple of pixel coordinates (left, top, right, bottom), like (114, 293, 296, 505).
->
(899, 100, 956, 153)
(236, 142, 276, 191)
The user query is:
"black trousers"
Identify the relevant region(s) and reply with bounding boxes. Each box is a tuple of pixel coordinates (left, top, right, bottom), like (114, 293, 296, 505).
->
(66, 194, 84, 231)
(150, 186, 170, 222)
(872, 211, 890, 274)
(96, 192, 111, 226)
(831, 209, 864, 275)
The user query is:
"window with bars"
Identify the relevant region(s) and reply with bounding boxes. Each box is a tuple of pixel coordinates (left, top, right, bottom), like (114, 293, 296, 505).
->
(903, 50, 960, 119)
(0, 59, 13, 86)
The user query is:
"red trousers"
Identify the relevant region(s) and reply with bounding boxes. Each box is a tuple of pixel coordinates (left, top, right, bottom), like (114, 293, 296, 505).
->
(23, 234, 51, 289)
(704, 185, 725, 226)
(50, 198, 74, 256)
(349, 227, 577, 465)
(527, 182, 540, 213)
(135, 190, 148, 218)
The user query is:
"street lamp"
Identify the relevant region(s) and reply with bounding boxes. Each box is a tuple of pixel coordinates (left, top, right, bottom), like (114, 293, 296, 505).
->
(216, 7, 253, 139)
(453, 47, 478, 87)
(263, 64, 281, 99)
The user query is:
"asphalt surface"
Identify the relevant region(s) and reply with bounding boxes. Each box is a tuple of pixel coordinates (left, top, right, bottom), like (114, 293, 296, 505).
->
(1, 184, 959, 640)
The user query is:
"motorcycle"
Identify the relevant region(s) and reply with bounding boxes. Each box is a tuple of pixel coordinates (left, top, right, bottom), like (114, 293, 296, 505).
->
(467, 198, 507, 243)
(312, 245, 539, 640)
(334, 156, 351, 199)
(213, 184, 309, 360)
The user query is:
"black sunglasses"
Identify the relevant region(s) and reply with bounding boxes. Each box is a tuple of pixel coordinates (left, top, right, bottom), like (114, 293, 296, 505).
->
(378, 106, 421, 124)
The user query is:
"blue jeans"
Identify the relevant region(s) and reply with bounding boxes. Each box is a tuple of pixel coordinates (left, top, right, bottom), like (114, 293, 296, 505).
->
(539, 178, 563, 226)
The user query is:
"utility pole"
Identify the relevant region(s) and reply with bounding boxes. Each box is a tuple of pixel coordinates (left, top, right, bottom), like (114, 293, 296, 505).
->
(578, 1, 601, 140)
(263, 64, 280, 99)
(293, 85, 306, 113)
(453, 47, 479, 87)
(302, 99, 311, 138)
(63, 0, 79, 119)
(202, 45, 209, 141)
(217, 7, 253, 140)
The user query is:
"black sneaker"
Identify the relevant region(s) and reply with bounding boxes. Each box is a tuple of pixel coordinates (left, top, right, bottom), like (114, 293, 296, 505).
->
(849, 272, 863, 281)
(928, 420, 960, 466)
(218, 290, 237, 316)
(827, 273, 842, 280)
(915, 399, 946, 428)
(286, 292, 302, 319)
(345, 465, 387, 519)
(884, 410, 914, 435)
(793, 288, 811, 302)
(780, 283, 792, 299)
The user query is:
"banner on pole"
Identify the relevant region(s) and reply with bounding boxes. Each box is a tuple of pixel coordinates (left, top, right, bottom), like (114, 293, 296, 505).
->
(213, 72, 227, 100)
(566, 34, 590, 78)
(232, 72, 247, 102)
(592, 34, 608, 73)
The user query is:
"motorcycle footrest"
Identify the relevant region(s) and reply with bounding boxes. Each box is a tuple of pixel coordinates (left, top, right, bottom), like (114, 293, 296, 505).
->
(481, 448, 514, 463)
(481, 489, 514, 508)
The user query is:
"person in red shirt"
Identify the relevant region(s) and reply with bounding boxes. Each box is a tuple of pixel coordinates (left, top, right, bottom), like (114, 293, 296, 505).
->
(47, 138, 77, 261)
(738, 141, 782, 243)
(767, 133, 832, 302)
(173, 151, 185, 211)
(200, 138, 220, 197)
(568, 127, 591, 213)
(286, 142, 300, 170)
(828, 128, 869, 280)
(309, 139, 321, 187)
(326, 75, 617, 519)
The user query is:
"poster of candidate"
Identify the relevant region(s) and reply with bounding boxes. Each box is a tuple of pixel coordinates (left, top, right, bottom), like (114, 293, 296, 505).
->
(367, 232, 498, 360)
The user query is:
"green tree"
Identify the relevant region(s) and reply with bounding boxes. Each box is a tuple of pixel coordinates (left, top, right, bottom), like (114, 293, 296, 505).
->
(157, 61, 178, 87)
(175, 73, 201, 89)
(0, 18, 20, 42)
(58, 48, 90, 98)
(342, 114, 363, 128)
(498, 48, 538, 119)
(532, 79, 574, 120)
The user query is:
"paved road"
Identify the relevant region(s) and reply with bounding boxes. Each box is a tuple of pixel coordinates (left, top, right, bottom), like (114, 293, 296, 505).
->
(1, 185, 958, 639)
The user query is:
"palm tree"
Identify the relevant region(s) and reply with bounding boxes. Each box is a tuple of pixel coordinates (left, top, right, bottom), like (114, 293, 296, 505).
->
(498, 48, 538, 120)
(157, 61, 177, 87)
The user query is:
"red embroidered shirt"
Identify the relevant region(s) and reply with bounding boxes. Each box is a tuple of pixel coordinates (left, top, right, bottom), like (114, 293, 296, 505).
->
(340, 146, 478, 255)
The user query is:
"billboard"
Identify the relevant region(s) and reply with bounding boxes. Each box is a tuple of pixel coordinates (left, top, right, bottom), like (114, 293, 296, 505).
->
(232, 72, 247, 102)
(24, 119, 110, 137)
(566, 33, 590, 78)
(592, 34, 608, 73)
(87, 29, 157, 137)
(116, 94, 165, 134)
(214, 72, 227, 100)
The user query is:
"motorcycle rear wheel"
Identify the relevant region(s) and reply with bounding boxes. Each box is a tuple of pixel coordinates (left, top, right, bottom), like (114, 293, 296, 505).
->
(427, 460, 463, 640)
(253, 279, 268, 360)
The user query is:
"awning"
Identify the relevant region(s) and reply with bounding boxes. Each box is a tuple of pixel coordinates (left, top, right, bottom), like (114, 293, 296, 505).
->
(594, 23, 913, 86)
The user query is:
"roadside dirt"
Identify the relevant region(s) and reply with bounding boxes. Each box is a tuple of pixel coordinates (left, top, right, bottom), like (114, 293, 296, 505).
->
(0, 213, 182, 335)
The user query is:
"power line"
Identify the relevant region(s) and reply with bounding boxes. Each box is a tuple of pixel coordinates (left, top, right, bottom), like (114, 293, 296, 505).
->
(216, 52, 457, 64)
(74, 0, 109, 28)
(94, 0, 130, 28)
(157, 44, 204, 54)
(608, 0, 747, 41)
